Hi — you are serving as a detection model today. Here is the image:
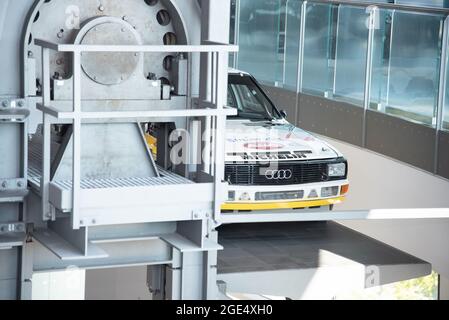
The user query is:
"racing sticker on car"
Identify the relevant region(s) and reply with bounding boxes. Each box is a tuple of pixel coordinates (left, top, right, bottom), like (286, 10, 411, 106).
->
(243, 141, 285, 150)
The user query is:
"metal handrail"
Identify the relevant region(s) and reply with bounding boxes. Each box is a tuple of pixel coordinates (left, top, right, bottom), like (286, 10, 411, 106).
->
(35, 39, 235, 229)
(35, 39, 239, 53)
(307, 0, 449, 15)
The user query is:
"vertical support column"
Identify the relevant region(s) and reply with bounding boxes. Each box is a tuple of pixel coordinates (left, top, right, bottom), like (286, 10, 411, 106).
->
(203, 230, 219, 300)
(210, 52, 219, 175)
(203, 123, 212, 175)
(213, 52, 228, 222)
(332, 5, 341, 97)
(232, 0, 241, 68)
(295, 1, 307, 126)
(200, 0, 231, 174)
(72, 51, 82, 230)
(41, 47, 52, 221)
(362, 6, 376, 148)
(19, 240, 33, 300)
(440, 275, 449, 300)
(385, 10, 395, 109)
(165, 249, 182, 300)
(282, 0, 290, 86)
(434, 16, 449, 174)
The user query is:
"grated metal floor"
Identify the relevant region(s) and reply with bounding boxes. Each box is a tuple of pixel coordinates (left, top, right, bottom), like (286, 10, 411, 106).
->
(28, 133, 193, 190)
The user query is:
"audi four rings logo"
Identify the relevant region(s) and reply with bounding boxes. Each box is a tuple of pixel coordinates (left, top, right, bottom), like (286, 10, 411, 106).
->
(264, 169, 293, 180)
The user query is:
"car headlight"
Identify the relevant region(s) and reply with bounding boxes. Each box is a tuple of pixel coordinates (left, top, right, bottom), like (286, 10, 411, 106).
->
(328, 163, 346, 177)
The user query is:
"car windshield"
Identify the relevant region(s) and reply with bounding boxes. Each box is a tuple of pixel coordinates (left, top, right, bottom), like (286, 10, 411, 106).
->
(228, 74, 281, 121)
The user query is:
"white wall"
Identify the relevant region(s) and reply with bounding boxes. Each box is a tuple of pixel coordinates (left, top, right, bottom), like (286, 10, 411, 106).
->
(32, 269, 85, 300)
(322, 136, 449, 210)
(85, 267, 152, 300)
(322, 137, 449, 279)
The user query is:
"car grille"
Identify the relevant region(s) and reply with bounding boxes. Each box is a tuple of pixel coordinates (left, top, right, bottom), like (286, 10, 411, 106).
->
(224, 159, 347, 186)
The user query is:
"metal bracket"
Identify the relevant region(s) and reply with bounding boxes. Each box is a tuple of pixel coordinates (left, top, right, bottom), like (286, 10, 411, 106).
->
(0, 97, 29, 122)
(0, 222, 26, 234)
(0, 178, 28, 203)
(191, 210, 210, 220)
(42, 204, 57, 221)
(0, 97, 27, 109)
(0, 178, 27, 191)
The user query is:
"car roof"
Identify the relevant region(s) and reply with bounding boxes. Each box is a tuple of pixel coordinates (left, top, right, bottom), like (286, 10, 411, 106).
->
(228, 68, 251, 76)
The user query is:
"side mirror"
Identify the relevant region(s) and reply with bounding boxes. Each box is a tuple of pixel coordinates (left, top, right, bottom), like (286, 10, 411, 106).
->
(280, 110, 288, 119)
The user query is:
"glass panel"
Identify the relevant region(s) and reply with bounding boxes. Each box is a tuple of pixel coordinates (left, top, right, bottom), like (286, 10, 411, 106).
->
(284, 0, 302, 89)
(302, 3, 337, 96)
(395, 0, 448, 9)
(237, 0, 284, 84)
(333, 5, 370, 106)
(370, 11, 444, 126)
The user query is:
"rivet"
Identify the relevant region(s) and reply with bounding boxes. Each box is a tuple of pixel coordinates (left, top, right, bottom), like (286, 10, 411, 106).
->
(1, 101, 8, 108)
(98, 5, 105, 12)
(91, 219, 96, 225)
(1, 181, 7, 188)
(17, 181, 24, 188)
(17, 101, 24, 108)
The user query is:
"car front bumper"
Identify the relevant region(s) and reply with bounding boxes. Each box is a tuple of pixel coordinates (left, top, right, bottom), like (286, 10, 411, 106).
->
(222, 180, 349, 211)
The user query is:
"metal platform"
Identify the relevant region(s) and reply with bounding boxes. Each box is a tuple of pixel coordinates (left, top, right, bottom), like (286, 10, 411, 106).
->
(28, 137, 218, 226)
(217, 221, 431, 299)
(28, 137, 193, 191)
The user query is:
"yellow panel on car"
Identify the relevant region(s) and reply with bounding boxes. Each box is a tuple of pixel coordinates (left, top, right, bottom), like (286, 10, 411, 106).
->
(221, 197, 345, 211)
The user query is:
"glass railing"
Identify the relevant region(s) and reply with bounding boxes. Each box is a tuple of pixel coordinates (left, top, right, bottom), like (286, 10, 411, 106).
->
(284, 0, 302, 89)
(334, 5, 371, 106)
(235, 0, 285, 85)
(231, 0, 449, 131)
(302, 2, 336, 96)
(370, 10, 445, 126)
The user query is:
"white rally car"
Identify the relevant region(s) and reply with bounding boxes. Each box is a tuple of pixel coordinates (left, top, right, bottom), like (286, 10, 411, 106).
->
(222, 70, 349, 211)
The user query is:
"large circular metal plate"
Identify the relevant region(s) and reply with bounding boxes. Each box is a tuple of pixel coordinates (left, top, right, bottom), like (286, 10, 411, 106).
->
(27, 0, 185, 86)
(80, 21, 140, 85)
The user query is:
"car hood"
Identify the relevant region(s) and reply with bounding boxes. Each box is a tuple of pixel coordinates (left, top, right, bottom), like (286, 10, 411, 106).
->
(225, 119, 342, 162)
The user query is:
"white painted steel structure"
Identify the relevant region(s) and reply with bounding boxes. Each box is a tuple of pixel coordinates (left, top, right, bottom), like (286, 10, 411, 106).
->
(1, 0, 449, 301)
